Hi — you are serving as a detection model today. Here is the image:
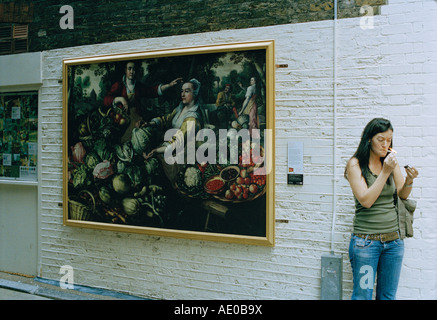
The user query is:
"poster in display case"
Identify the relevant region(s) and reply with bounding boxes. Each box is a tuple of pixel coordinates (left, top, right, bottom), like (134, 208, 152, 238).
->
(62, 41, 275, 246)
(0, 91, 38, 182)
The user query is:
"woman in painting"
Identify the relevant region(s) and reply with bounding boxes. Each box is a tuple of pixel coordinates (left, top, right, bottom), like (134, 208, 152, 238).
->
(144, 78, 204, 160)
(238, 76, 259, 132)
(103, 61, 182, 143)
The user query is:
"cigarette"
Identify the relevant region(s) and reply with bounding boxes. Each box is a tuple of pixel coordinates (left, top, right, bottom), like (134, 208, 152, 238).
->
(388, 147, 397, 154)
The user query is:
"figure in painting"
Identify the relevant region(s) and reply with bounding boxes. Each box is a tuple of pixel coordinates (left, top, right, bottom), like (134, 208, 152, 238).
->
(215, 83, 237, 127)
(145, 78, 204, 159)
(238, 76, 259, 132)
(103, 61, 182, 143)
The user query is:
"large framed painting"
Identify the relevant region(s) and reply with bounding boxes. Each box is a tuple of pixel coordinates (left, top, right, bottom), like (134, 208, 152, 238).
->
(62, 41, 275, 246)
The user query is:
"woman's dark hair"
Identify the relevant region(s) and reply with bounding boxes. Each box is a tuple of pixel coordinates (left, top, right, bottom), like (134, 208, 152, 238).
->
(344, 118, 393, 185)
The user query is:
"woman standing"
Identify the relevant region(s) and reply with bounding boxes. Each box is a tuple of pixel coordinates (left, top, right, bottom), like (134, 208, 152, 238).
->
(344, 118, 419, 300)
(238, 76, 259, 132)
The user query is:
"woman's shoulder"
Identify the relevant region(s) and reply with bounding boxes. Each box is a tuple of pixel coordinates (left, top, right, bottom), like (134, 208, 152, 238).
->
(246, 85, 256, 95)
(347, 157, 359, 167)
(346, 157, 361, 176)
(345, 157, 362, 181)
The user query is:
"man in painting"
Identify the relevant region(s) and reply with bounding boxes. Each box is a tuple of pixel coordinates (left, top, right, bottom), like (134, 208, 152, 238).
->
(215, 84, 237, 126)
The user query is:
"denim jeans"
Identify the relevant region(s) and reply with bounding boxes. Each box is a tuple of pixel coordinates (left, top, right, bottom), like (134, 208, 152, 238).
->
(348, 233, 404, 300)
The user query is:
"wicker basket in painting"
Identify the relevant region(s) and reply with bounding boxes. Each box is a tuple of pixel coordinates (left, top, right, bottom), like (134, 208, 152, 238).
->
(68, 190, 95, 221)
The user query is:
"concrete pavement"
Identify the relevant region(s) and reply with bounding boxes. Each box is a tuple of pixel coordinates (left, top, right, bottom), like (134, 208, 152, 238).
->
(0, 287, 52, 300)
(0, 271, 145, 300)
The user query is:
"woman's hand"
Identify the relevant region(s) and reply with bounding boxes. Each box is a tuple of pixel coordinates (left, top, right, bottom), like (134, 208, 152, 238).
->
(143, 149, 156, 160)
(346, 157, 393, 208)
(405, 166, 419, 184)
(169, 78, 183, 87)
(143, 144, 167, 160)
(135, 120, 157, 128)
(382, 152, 398, 174)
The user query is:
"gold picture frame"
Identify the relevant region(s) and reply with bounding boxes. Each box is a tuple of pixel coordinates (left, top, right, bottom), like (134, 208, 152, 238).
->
(62, 41, 275, 246)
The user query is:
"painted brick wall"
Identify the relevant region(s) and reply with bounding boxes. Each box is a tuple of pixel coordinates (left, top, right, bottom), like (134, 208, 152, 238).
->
(38, 0, 436, 299)
(1, 0, 388, 52)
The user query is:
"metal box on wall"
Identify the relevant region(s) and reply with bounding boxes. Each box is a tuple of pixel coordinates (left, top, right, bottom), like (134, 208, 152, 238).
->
(321, 253, 343, 300)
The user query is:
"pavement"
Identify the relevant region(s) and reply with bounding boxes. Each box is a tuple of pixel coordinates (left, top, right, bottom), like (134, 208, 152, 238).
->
(0, 271, 146, 300)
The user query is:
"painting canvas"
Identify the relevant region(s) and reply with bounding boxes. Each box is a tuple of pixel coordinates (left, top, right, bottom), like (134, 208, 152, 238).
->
(63, 41, 275, 246)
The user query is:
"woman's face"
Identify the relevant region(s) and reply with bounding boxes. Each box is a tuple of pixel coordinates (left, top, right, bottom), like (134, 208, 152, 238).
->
(125, 62, 136, 80)
(250, 77, 255, 85)
(370, 129, 393, 158)
(181, 82, 194, 106)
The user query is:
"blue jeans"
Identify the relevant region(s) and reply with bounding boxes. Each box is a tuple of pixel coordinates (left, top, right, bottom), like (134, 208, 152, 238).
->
(348, 233, 404, 300)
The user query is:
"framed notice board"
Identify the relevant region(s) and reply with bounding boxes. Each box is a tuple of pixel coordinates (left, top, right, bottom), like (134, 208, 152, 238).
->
(0, 91, 38, 181)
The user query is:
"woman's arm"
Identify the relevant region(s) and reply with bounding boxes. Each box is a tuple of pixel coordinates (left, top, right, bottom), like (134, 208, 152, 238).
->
(159, 78, 183, 93)
(149, 109, 177, 130)
(346, 154, 397, 208)
(239, 85, 255, 115)
(167, 116, 199, 149)
(239, 95, 250, 115)
(394, 164, 419, 200)
(143, 116, 199, 160)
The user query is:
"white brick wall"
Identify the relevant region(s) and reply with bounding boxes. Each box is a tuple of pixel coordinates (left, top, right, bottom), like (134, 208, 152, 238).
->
(38, 0, 437, 299)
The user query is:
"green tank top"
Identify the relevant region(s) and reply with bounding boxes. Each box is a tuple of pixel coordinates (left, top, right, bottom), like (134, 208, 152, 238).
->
(353, 171, 399, 234)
